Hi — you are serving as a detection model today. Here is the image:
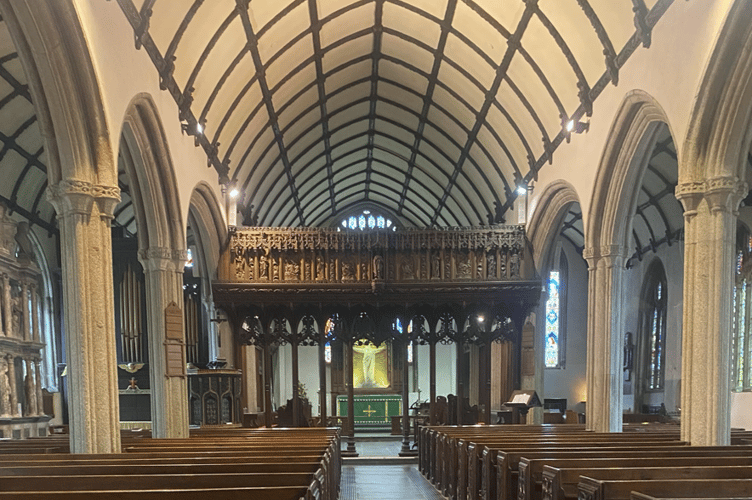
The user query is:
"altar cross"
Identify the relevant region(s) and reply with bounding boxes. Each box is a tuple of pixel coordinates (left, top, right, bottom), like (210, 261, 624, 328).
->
(363, 405, 377, 416)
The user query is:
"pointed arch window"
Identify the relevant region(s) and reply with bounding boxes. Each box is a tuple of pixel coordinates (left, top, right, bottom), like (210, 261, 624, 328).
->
(545, 250, 568, 368)
(732, 226, 752, 392)
(340, 210, 396, 232)
(640, 259, 668, 391)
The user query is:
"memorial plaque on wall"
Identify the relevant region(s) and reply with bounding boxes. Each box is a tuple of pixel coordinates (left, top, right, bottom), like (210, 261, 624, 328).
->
(165, 343, 185, 377)
(165, 302, 183, 340)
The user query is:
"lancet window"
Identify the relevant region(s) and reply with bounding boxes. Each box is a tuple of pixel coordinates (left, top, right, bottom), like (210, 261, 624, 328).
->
(640, 259, 667, 391)
(733, 226, 752, 392)
(340, 210, 395, 231)
(545, 249, 567, 368)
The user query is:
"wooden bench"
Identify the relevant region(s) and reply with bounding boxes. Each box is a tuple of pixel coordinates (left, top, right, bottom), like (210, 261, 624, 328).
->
(521, 456, 752, 500)
(579, 477, 752, 500)
(541, 465, 752, 500)
(0, 427, 341, 500)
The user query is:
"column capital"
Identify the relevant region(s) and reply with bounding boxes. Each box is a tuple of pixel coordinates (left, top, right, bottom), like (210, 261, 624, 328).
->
(138, 247, 188, 272)
(47, 179, 120, 219)
(582, 245, 627, 268)
(676, 177, 748, 215)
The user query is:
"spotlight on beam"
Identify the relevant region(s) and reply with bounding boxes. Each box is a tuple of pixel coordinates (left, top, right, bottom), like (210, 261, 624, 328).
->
(516, 185, 527, 196)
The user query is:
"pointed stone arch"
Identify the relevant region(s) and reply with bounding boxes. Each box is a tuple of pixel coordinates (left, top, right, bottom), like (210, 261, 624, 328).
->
(674, 0, 752, 445)
(119, 94, 190, 439)
(584, 90, 673, 433)
(0, 1, 121, 453)
(528, 180, 582, 274)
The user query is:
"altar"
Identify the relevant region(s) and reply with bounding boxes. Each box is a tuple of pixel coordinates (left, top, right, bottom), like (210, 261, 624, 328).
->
(336, 394, 402, 427)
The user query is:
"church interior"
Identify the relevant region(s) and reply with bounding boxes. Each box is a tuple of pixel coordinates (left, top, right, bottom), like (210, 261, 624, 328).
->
(1, 0, 752, 498)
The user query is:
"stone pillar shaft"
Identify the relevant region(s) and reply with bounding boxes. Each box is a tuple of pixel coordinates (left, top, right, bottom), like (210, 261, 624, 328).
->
(48, 180, 121, 454)
(584, 246, 625, 433)
(6, 354, 18, 416)
(677, 178, 744, 446)
(139, 250, 189, 439)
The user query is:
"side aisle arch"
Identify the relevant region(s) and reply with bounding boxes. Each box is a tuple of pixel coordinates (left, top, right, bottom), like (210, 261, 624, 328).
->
(678, 0, 752, 446)
(585, 90, 673, 432)
(120, 94, 189, 439)
(0, 1, 122, 453)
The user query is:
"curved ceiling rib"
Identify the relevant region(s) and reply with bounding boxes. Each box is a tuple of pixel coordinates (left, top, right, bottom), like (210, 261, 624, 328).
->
(116, 0, 676, 228)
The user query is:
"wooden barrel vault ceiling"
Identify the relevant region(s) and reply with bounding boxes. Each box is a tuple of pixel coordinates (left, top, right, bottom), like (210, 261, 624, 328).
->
(113, 0, 675, 229)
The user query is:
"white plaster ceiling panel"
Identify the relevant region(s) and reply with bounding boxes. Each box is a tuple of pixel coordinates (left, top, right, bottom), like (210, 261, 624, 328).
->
(276, 85, 319, 133)
(484, 108, 529, 165)
(317, 0, 356, 20)
(378, 81, 423, 115)
(381, 33, 433, 75)
(328, 101, 369, 131)
(470, 0, 525, 34)
(320, 4, 375, 48)
(321, 34, 372, 74)
(370, 171, 403, 195)
(325, 59, 372, 95)
(444, 34, 496, 92)
(291, 142, 326, 177)
(383, 3, 441, 49)
(146, 1, 191, 56)
(588, 0, 639, 50)
(287, 127, 324, 163)
(265, 180, 295, 224)
(539, 0, 605, 86)
(494, 81, 544, 158)
(330, 120, 369, 149)
(432, 85, 476, 133)
(469, 143, 510, 196)
(202, 54, 255, 132)
(373, 135, 412, 161)
(227, 108, 268, 168)
(521, 17, 580, 114)
(281, 105, 322, 149)
(326, 81, 371, 115)
(265, 36, 314, 91)
(378, 60, 429, 96)
(422, 123, 460, 163)
(438, 62, 486, 114)
(257, 3, 309, 65)
(427, 106, 467, 146)
(410, 167, 445, 204)
(453, 2, 506, 64)
(111, 0, 675, 228)
(216, 82, 263, 156)
(185, 20, 247, 114)
(506, 56, 562, 137)
(333, 166, 366, 188)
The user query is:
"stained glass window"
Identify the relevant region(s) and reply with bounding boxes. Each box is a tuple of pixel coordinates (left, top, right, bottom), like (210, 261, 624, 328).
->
(341, 210, 394, 231)
(640, 259, 667, 391)
(732, 226, 752, 392)
(545, 270, 560, 368)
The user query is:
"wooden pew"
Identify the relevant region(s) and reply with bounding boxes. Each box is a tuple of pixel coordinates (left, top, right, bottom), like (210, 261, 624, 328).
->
(541, 465, 752, 500)
(578, 477, 752, 500)
(496, 446, 752, 500)
(521, 456, 752, 500)
(0, 486, 316, 499)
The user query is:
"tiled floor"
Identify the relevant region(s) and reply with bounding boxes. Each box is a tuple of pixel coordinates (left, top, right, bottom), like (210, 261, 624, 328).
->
(340, 465, 447, 500)
(343, 438, 405, 456)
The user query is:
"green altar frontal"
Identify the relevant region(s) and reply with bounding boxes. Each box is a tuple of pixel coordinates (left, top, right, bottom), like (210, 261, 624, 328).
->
(336, 394, 402, 427)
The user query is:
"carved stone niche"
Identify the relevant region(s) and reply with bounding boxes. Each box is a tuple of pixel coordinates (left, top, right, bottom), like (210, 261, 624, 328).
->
(0, 204, 50, 438)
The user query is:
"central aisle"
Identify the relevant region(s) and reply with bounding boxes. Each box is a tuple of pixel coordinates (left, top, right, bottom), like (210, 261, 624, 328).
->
(340, 465, 447, 500)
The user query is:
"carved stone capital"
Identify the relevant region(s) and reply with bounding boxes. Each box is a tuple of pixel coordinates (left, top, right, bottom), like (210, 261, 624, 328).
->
(47, 179, 120, 218)
(675, 180, 706, 216)
(582, 245, 626, 269)
(704, 176, 747, 214)
(139, 247, 187, 272)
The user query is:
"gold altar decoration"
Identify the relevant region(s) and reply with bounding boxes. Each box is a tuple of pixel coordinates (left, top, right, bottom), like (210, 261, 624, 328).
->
(353, 340, 389, 389)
